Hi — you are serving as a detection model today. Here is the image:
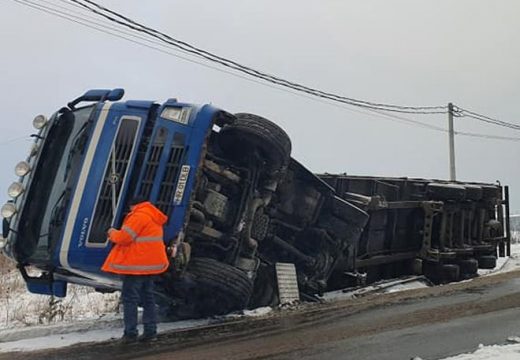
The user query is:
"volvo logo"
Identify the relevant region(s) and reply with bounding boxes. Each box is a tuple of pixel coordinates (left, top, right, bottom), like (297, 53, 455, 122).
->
(77, 217, 90, 248)
(108, 173, 120, 185)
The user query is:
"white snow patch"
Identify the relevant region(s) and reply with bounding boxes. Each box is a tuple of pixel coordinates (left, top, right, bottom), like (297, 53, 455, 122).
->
(0, 318, 211, 352)
(321, 276, 431, 302)
(240, 306, 272, 317)
(0, 269, 120, 330)
(479, 243, 520, 276)
(439, 342, 520, 360)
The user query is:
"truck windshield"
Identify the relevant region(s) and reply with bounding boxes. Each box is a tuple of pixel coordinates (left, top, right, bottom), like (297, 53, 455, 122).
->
(14, 106, 95, 263)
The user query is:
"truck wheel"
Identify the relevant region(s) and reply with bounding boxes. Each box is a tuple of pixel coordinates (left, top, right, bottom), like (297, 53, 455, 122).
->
(477, 255, 497, 269)
(440, 264, 460, 283)
(187, 257, 253, 316)
(422, 260, 441, 284)
(218, 113, 291, 171)
(249, 263, 277, 308)
(458, 258, 478, 279)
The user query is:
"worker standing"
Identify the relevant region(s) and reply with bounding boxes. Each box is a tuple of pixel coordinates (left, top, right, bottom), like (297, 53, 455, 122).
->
(102, 196, 169, 343)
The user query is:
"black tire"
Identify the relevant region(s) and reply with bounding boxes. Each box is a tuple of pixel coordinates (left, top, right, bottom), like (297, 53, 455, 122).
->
(458, 258, 479, 276)
(218, 113, 291, 170)
(249, 263, 278, 308)
(441, 264, 460, 283)
(187, 257, 254, 316)
(422, 260, 441, 284)
(477, 255, 497, 269)
(427, 183, 466, 201)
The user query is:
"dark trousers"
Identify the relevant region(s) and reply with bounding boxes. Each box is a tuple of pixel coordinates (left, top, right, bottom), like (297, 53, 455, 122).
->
(121, 275, 157, 337)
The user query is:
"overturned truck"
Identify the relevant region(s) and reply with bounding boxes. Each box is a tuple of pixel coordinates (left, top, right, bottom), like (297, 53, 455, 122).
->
(1, 89, 511, 317)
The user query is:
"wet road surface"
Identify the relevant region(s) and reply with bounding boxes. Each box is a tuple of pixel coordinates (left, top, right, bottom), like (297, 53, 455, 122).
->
(7, 270, 520, 360)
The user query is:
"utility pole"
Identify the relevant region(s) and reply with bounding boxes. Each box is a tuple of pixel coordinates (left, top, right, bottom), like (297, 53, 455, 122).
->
(448, 103, 456, 181)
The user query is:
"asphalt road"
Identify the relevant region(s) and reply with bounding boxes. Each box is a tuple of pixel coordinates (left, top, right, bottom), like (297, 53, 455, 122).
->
(8, 270, 520, 360)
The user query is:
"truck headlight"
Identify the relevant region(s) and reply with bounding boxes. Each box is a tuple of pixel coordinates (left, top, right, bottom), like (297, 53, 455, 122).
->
(0, 237, 7, 249)
(8, 182, 24, 198)
(15, 161, 31, 177)
(33, 115, 48, 130)
(1, 203, 16, 219)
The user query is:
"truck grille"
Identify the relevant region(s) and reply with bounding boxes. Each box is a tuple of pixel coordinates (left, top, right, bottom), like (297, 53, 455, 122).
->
(139, 144, 165, 199)
(137, 129, 187, 218)
(87, 119, 139, 245)
(156, 144, 187, 216)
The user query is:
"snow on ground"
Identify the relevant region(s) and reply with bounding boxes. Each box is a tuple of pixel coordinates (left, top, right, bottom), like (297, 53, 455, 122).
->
(1, 241, 520, 354)
(0, 318, 211, 353)
(437, 339, 520, 360)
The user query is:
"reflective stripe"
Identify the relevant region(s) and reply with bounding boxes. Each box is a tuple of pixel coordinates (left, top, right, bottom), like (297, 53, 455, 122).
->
(122, 225, 138, 240)
(109, 263, 167, 271)
(135, 236, 163, 243)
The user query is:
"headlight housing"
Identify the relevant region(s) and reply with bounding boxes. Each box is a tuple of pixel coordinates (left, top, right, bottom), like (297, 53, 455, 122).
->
(1, 203, 16, 219)
(33, 115, 48, 130)
(8, 182, 24, 198)
(15, 161, 31, 177)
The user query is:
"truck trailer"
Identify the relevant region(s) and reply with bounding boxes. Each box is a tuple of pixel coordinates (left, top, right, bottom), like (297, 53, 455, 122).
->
(0, 89, 511, 317)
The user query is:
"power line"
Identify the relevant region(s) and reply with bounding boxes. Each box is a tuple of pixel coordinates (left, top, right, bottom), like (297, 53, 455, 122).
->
(61, 0, 447, 115)
(454, 106, 520, 131)
(455, 131, 520, 142)
(11, 0, 448, 129)
(9, 0, 520, 143)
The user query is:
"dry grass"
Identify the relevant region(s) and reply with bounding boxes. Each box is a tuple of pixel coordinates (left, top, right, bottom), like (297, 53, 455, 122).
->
(0, 254, 120, 328)
(0, 255, 16, 275)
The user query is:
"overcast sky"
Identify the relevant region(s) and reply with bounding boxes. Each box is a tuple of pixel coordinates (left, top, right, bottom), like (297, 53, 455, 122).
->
(0, 0, 518, 212)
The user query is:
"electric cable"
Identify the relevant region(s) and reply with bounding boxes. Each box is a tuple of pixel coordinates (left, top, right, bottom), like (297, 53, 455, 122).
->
(454, 106, 520, 131)
(8, 0, 520, 142)
(63, 0, 447, 114)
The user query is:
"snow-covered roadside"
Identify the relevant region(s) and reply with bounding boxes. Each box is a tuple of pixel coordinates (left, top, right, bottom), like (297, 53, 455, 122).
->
(0, 276, 120, 330)
(1, 241, 519, 354)
(432, 338, 520, 360)
(0, 317, 212, 353)
(0, 307, 272, 353)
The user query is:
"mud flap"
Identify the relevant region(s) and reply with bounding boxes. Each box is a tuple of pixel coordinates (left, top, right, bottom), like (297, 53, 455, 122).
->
(275, 263, 300, 304)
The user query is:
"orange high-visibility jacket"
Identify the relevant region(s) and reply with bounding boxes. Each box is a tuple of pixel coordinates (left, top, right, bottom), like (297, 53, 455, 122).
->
(102, 201, 169, 275)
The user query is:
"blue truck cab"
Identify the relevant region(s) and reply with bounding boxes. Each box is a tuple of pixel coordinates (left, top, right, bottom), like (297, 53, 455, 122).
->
(2, 89, 368, 316)
(2, 89, 223, 294)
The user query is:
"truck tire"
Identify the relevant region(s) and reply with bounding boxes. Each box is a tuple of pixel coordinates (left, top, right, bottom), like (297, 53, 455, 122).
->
(422, 260, 441, 284)
(218, 113, 291, 171)
(458, 258, 478, 279)
(477, 255, 497, 269)
(426, 183, 466, 201)
(249, 263, 277, 308)
(187, 257, 254, 316)
(441, 264, 460, 283)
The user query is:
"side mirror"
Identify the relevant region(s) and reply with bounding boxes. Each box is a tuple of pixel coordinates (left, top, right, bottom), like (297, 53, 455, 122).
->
(68, 88, 125, 109)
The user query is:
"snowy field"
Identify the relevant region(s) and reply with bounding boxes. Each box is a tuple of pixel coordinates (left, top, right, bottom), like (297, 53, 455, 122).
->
(0, 237, 519, 357)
